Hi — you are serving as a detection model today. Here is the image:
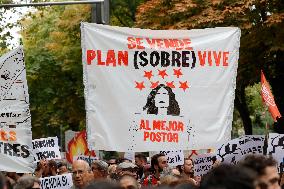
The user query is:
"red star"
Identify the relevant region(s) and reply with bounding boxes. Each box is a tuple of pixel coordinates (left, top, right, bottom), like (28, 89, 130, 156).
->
(150, 81, 159, 89)
(173, 68, 183, 78)
(144, 70, 153, 80)
(179, 81, 189, 91)
(135, 81, 145, 91)
(166, 81, 175, 88)
(158, 69, 168, 79)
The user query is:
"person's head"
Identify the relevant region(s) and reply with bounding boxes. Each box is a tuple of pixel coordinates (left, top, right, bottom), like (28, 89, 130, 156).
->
(181, 158, 194, 176)
(240, 155, 280, 189)
(14, 176, 40, 189)
(116, 162, 138, 179)
(160, 167, 182, 186)
(84, 180, 122, 189)
(143, 84, 180, 116)
(0, 172, 6, 189)
(108, 157, 118, 166)
(119, 175, 139, 189)
(135, 154, 147, 168)
(57, 161, 68, 175)
(72, 160, 92, 189)
(151, 153, 168, 174)
(143, 164, 151, 178)
(42, 160, 57, 177)
(200, 164, 257, 189)
(92, 160, 108, 179)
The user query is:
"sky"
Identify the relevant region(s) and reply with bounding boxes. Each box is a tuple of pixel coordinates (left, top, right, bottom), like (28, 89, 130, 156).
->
(1, 0, 34, 48)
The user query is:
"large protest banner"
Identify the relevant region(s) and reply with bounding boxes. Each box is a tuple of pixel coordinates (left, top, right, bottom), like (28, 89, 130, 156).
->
(0, 47, 34, 172)
(32, 137, 61, 162)
(40, 173, 73, 189)
(216, 135, 264, 164)
(81, 23, 241, 151)
(267, 133, 284, 173)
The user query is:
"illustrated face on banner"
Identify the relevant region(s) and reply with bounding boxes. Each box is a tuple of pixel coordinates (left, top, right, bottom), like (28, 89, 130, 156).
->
(82, 23, 241, 151)
(144, 84, 180, 116)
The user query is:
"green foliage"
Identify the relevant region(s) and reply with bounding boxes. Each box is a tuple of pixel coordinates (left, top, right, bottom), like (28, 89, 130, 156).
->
(110, 0, 146, 27)
(21, 5, 91, 138)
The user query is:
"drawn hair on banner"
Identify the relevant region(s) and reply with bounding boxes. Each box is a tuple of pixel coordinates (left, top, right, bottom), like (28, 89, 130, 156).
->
(143, 84, 180, 116)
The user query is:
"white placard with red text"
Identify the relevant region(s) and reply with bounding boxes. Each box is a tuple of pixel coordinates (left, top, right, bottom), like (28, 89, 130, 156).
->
(81, 23, 240, 151)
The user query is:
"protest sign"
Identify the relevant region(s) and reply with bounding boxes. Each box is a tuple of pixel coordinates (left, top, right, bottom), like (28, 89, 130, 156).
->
(40, 173, 73, 189)
(32, 137, 61, 162)
(160, 150, 184, 166)
(267, 133, 284, 173)
(81, 23, 240, 151)
(73, 155, 99, 165)
(0, 47, 34, 173)
(65, 131, 96, 163)
(216, 135, 264, 164)
(193, 153, 216, 176)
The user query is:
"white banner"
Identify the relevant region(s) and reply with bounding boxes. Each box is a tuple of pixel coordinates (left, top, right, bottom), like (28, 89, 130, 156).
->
(81, 23, 240, 151)
(193, 153, 216, 176)
(40, 173, 73, 189)
(160, 150, 184, 166)
(267, 133, 284, 173)
(0, 47, 34, 172)
(216, 135, 264, 164)
(32, 137, 61, 162)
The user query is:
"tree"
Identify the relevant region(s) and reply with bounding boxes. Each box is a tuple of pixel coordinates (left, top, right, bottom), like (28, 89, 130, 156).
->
(110, 0, 146, 27)
(21, 5, 91, 138)
(135, 0, 284, 134)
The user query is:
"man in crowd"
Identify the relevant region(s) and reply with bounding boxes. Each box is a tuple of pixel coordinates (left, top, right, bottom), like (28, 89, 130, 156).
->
(72, 160, 93, 189)
(57, 160, 69, 175)
(108, 157, 118, 166)
(14, 175, 40, 189)
(142, 153, 168, 186)
(116, 162, 138, 179)
(0, 173, 6, 189)
(200, 164, 257, 189)
(35, 159, 57, 178)
(91, 160, 108, 179)
(240, 155, 281, 189)
(135, 153, 147, 179)
(180, 158, 194, 180)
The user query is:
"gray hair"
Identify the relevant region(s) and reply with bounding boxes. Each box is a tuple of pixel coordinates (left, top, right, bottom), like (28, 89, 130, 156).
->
(14, 175, 40, 189)
(92, 160, 108, 172)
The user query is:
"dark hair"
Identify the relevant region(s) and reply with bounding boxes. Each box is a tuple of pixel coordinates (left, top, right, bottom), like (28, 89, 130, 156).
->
(84, 180, 122, 189)
(135, 153, 147, 163)
(200, 164, 257, 189)
(151, 153, 166, 171)
(0, 172, 5, 189)
(143, 84, 180, 116)
(239, 154, 277, 176)
(177, 158, 193, 173)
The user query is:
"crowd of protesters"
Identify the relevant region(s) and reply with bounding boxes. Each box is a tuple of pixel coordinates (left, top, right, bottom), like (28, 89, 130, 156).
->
(0, 153, 284, 189)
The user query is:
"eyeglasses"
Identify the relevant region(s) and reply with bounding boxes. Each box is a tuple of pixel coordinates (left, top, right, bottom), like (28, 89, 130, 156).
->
(72, 170, 84, 176)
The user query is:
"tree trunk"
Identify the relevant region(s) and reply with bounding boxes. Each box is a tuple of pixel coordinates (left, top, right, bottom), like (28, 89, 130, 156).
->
(235, 88, 253, 135)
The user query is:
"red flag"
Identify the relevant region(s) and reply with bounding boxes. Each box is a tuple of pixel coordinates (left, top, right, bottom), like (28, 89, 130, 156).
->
(261, 70, 281, 121)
